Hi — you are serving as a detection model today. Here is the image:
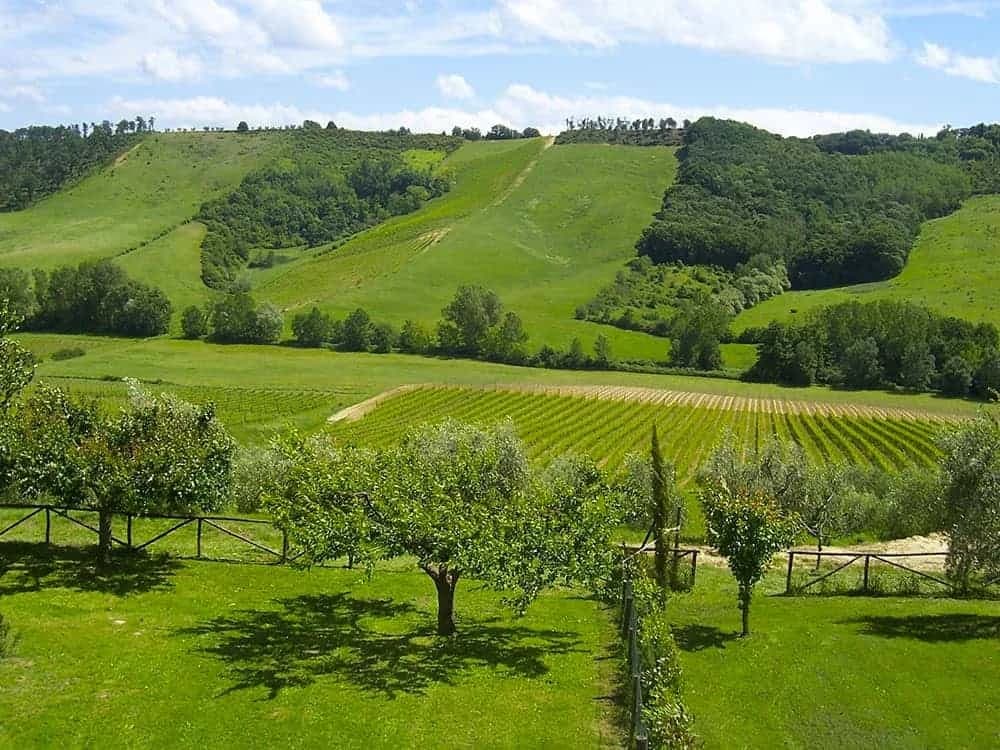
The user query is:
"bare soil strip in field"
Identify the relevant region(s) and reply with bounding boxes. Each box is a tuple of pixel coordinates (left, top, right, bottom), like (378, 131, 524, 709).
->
(329, 383, 966, 424)
(491, 137, 555, 207)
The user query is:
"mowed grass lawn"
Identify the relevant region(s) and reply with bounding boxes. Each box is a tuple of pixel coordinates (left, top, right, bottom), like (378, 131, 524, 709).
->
(0, 539, 619, 748)
(736, 195, 1000, 332)
(669, 566, 1000, 749)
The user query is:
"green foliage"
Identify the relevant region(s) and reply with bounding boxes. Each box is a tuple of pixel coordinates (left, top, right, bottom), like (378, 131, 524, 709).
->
(437, 285, 503, 356)
(50, 347, 85, 361)
(699, 476, 798, 636)
(28, 260, 171, 337)
(939, 412, 1000, 591)
(291, 307, 334, 347)
(0, 268, 36, 321)
(650, 426, 680, 589)
(578, 255, 788, 337)
(270, 420, 626, 635)
(638, 608, 697, 749)
(667, 292, 730, 370)
(638, 118, 972, 289)
(746, 299, 999, 396)
(398, 319, 432, 354)
(0, 123, 139, 211)
(341, 308, 374, 351)
(0, 303, 35, 409)
(209, 293, 283, 344)
(181, 305, 209, 340)
(555, 116, 684, 146)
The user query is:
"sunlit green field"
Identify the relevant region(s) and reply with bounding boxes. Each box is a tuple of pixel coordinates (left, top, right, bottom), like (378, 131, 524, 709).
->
(669, 565, 1000, 749)
(736, 195, 1000, 332)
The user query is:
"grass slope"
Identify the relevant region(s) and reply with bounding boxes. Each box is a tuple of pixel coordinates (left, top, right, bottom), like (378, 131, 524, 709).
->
(0, 540, 616, 749)
(669, 566, 1000, 749)
(736, 195, 1000, 332)
(257, 140, 678, 360)
(0, 132, 282, 270)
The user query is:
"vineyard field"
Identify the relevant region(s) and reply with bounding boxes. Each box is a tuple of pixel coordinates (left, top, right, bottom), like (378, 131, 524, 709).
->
(328, 386, 949, 482)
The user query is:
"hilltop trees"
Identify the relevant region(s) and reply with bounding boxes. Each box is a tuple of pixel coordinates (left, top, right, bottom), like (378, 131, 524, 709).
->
(269, 420, 626, 636)
(668, 292, 730, 370)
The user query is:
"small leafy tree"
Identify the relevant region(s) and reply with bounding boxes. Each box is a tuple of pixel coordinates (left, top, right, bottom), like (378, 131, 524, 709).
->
(0, 303, 35, 410)
(341, 308, 373, 351)
(593, 334, 612, 367)
(291, 307, 333, 347)
(437, 286, 502, 355)
(939, 412, 1000, 592)
(940, 355, 973, 397)
(398, 319, 432, 354)
(8, 381, 236, 565)
(700, 484, 797, 636)
(270, 420, 624, 636)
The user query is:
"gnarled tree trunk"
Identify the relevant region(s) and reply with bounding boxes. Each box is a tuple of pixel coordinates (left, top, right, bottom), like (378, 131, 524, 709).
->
(738, 583, 751, 637)
(97, 507, 114, 567)
(421, 564, 461, 636)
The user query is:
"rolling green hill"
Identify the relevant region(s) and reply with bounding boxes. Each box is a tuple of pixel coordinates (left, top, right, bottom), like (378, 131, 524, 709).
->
(735, 194, 1000, 332)
(0, 132, 681, 360)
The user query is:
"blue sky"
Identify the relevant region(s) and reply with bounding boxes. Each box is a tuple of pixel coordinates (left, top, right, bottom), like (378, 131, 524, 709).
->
(1, 0, 999, 135)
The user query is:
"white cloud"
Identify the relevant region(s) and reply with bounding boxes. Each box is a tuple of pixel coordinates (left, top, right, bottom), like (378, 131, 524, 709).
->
(917, 41, 1000, 83)
(497, 0, 894, 63)
(0, 101, 10, 113)
(140, 49, 203, 82)
(436, 73, 475, 100)
(113, 84, 941, 138)
(246, 0, 343, 49)
(9, 85, 45, 103)
(316, 70, 351, 91)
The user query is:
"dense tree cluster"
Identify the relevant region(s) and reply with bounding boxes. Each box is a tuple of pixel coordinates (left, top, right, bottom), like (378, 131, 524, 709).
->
(290, 306, 398, 353)
(555, 116, 685, 146)
(577, 255, 788, 336)
(450, 124, 540, 141)
(637, 118, 973, 289)
(180, 294, 284, 344)
(9, 260, 172, 337)
(744, 300, 1000, 397)
(0, 122, 143, 211)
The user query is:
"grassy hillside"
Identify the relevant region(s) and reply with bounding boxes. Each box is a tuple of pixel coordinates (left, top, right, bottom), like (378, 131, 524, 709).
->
(735, 195, 1000, 332)
(0, 132, 282, 270)
(255, 139, 678, 360)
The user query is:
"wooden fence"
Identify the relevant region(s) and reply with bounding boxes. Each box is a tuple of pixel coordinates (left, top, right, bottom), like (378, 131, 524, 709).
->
(620, 577, 649, 750)
(0, 504, 291, 563)
(785, 549, 954, 594)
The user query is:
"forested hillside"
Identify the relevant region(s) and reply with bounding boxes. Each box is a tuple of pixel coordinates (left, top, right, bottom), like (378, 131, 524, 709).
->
(0, 123, 140, 211)
(197, 127, 458, 289)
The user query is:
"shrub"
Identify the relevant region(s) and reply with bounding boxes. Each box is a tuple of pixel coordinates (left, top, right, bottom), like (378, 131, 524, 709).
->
(181, 306, 208, 339)
(50, 347, 85, 361)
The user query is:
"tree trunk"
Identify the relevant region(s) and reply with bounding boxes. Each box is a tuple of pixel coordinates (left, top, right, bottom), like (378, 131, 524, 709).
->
(422, 564, 460, 636)
(815, 534, 823, 572)
(98, 508, 114, 567)
(738, 583, 751, 637)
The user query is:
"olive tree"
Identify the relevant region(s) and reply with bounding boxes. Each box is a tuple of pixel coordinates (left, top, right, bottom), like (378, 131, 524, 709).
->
(939, 412, 1000, 592)
(7, 380, 236, 565)
(0, 303, 34, 410)
(269, 420, 625, 636)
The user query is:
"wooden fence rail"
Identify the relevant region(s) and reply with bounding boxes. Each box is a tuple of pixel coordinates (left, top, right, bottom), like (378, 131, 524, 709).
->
(620, 578, 649, 750)
(0, 504, 290, 563)
(785, 549, 954, 594)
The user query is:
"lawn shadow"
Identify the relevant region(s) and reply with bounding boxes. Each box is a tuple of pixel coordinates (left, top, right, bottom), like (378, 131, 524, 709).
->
(178, 592, 583, 699)
(672, 623, 740, 651)
(841, 614, 1000, 642)
(0, 541, 180, 596)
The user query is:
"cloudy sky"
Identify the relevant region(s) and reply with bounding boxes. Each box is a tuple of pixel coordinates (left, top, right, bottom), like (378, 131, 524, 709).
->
(1, 0, 999, 136)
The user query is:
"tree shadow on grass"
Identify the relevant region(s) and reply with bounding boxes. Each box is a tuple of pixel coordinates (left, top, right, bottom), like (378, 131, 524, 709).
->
(841, 614, 1000, 642)
(672, 623, 740, 651)
(178, 592, 583, 699)
(0, 542, 180, 596)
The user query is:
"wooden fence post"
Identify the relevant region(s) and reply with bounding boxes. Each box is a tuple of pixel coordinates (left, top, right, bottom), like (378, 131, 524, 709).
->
(196, 518, 203, 559)
(126, 514, 133, 550)
(690, 550, 698, 587)
(785, 551, 795, 594)
(281, 530, 289, 563)
(863, 555, 871, 593)
(44, 507, 51, 546)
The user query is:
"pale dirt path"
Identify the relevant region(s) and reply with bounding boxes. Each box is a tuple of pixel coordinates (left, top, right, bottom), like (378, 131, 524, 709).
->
(330, 383, 965, 424)
(491, 137, 555, 207)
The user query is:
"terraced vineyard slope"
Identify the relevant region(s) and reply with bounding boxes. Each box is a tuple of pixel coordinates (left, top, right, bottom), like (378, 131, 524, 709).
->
(328, 385, 950, 481)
